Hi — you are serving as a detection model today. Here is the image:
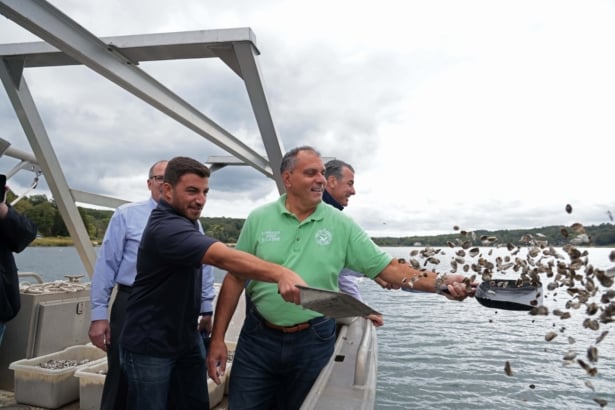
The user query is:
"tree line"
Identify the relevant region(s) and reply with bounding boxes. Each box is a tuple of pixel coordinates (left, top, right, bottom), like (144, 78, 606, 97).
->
(10, 193, 243, 244)
(373, 224, 615, 248)
(9, 193, 615, 247)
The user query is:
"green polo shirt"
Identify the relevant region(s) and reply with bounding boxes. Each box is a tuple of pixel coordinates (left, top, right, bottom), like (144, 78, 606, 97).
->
(236, 194, 391, 325)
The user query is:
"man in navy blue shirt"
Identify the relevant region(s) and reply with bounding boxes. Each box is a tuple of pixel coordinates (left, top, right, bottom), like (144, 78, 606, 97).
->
(119, 156, 307, 410)
(323, 159, 386, 326)
(88, 160, 216, 410)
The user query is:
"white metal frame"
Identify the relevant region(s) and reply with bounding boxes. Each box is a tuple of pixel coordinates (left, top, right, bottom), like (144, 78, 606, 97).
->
(0, 0, 285, 276)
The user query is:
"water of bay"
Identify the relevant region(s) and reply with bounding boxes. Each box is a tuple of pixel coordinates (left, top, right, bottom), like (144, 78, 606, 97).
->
(14, 246, 615, 410)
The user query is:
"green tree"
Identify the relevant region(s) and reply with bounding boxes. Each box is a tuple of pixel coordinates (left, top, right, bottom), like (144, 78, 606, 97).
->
(24, 200, 56, 236)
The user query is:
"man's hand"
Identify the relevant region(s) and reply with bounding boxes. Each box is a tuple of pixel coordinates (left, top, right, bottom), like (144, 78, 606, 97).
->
(367, 314, 384, 327)
(440, 274, 477, 301)
(374, 277, 393, 289)
(277, 268, 307, 305)
(207, 337, 228, 385)
(88, 319, 111, 351)
(198, 314, 213, 335)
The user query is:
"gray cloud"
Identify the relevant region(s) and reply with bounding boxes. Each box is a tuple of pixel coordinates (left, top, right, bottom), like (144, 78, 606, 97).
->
(2, 0, 615, 237)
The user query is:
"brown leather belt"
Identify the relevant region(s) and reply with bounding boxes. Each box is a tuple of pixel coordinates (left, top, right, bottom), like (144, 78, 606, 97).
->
(262, 319, 311, 333)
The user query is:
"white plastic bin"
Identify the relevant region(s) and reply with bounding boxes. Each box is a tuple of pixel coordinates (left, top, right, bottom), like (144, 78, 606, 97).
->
(9, 344, 105, 409)
(74, 358, 107, 410)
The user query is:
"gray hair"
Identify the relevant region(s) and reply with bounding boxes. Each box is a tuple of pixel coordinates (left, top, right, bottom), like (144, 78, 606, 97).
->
(280, 146, 321, 173)
(148, 160, 168, 178)
(325, 159, 354, 180)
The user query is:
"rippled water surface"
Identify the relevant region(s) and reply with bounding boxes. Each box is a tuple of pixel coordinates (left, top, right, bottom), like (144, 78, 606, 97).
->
(15, 246, 615, 409)
(362, 247, 615, 410)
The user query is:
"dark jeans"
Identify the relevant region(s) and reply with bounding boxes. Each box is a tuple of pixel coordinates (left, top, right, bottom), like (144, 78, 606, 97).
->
(100, 286, 130, 410)
(120, 341, 209, 410)
(228, 307, 336, 410)
(0, 322, 5, 346)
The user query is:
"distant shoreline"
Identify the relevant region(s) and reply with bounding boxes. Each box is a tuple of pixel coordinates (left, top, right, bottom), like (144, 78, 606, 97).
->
(32, 237, 99, 247)
(30, 237, 612, 249)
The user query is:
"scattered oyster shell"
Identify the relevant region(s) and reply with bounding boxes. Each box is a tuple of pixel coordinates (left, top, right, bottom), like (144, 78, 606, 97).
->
(587, 346, 598, 363)
(504, 361, 513, 376)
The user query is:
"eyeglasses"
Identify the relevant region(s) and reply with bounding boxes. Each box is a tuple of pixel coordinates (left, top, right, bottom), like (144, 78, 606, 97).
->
(149, 175, 164, 182)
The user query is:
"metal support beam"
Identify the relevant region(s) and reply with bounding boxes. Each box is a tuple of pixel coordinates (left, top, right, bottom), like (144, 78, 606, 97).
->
(0, 137, 10, 155)
(207, 155, 335, 175)
(0, 28, 259, 69)
(234, 42, 285, 194)
(0, 58, 97, 275)
(71, 189, 129, 210)
(206, 155, 249, 173)
(1, 146, 42, 179)
(3, 160, 38, 180)
(0, 0, 288, 277)
(0, 0, 274, 179)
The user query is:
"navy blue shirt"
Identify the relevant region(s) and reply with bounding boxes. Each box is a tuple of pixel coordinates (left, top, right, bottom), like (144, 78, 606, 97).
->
(120, 199, 217, 357)
(322, 189, 343, 210)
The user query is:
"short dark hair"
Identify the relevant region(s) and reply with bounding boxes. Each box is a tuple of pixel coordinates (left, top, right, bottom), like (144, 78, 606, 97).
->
(325, 159, 354, 180)
(165, 156, 210, 186)
(280, 146, 321, 173)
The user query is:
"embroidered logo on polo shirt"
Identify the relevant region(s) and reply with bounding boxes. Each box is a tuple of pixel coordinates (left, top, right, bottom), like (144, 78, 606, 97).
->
(261, 230, 281, 242)
(314, 229, 332, 246)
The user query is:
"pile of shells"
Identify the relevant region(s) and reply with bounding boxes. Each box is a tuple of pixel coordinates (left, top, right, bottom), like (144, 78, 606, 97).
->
(406, 203, 614, 408)
(38, 358, 91, 369)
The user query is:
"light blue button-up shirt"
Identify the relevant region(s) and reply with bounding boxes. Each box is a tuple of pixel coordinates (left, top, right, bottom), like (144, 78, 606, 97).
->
(90, 198, 215, 321)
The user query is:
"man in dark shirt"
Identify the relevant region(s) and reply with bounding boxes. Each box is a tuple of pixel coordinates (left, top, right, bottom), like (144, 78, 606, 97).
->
(119, 156, 307, 410)
(323, 159, 385, 326)
(0, 183, 37, 345)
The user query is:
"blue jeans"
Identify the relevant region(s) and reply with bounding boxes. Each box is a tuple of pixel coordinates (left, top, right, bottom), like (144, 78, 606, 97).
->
(0, 322, 5, 346)
(120, 341, 209, 410)
(228, 307, 336, 410)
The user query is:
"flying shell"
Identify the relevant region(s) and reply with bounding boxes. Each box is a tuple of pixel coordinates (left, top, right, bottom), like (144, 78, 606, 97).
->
(504, 361, 513, 376)
(587, 346, 598, 363)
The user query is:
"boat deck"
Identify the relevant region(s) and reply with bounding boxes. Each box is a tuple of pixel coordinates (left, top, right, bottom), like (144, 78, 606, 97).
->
(0, 389, 229, 409)
(0, 389, 77, 409)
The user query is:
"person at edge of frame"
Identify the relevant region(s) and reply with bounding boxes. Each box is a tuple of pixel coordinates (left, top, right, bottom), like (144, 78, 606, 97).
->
(0, 180, 38, 346)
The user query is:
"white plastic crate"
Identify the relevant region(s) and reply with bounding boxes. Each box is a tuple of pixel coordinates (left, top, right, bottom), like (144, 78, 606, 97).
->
(74, 358, 107, 410)
(9, 344, 105, 409)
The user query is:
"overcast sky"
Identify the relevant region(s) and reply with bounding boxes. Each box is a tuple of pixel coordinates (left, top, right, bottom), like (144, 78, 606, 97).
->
(1, 0, 614, 237)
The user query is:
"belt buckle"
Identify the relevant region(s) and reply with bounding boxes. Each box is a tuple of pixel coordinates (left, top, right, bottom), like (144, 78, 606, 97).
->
(264, 319, 310, 333)
(282, 322, 310, 333)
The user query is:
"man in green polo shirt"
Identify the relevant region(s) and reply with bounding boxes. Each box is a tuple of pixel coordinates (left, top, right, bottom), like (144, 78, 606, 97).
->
(207, 146, 474, 410)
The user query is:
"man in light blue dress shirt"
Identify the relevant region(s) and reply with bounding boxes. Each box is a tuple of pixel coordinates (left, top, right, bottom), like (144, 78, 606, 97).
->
(88, 160, 216, 410)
